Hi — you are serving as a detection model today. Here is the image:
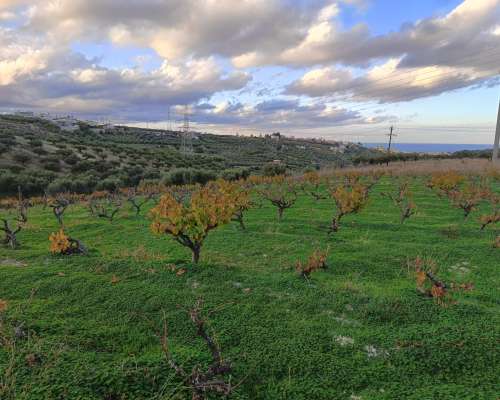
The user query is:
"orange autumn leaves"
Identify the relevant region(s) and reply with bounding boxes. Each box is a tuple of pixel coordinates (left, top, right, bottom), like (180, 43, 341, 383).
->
(329, 183, 369, 232)
(296, 248, 329, 278)
(151, 180, 243, 240)
(413, 256, 473, 307)
(150, 180, 250, 263)
(48, 229, 86, 255)
(0, 299, 7, 313)
(49, 229, 71, 254)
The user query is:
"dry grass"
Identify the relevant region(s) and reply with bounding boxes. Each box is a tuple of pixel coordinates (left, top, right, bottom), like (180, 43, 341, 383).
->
(322, 158, 499, 177)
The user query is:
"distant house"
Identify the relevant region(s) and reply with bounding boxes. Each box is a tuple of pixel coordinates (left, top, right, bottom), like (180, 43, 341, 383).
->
(14, 111, 34, 117)
(50, 116, 80, 132)
(86, 122, 114, 134)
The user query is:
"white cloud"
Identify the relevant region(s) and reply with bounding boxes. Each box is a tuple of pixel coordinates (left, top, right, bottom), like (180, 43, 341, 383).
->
(288, 57, 498, 103)
(0, 36, 250, 119)
(192, 97, 379, 129)
(0, 0, 499, 127)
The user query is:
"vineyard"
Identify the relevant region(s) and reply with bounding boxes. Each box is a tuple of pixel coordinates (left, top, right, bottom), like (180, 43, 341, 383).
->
(0, 159, 499, 399)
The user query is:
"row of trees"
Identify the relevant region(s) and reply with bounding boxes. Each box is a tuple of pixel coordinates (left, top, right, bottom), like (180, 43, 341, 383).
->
(2, 170, 499, 263)
(427, 171, 499, 227)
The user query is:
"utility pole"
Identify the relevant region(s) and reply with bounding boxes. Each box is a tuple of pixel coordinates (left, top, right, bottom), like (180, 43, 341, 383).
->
(387, 126, 396, 152)
(493, 98, 500, 164)
(386, 126, 397, 166)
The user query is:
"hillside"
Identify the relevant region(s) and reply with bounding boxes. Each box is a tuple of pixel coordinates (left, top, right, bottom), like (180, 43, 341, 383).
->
(0, 114, 378, 196)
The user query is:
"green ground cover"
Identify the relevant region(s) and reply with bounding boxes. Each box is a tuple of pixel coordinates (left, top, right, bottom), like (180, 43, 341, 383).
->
(0, 177, 499, 399)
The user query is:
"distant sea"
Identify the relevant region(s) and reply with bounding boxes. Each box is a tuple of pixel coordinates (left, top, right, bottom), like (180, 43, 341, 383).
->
(363, 143, 492, 154)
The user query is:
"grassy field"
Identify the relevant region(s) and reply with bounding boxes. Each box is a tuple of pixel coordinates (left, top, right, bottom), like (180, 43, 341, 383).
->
(0, 176, 499, 399)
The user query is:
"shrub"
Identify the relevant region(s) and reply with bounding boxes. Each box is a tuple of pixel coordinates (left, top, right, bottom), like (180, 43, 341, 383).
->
(427, 171, 464, 196)
(12, 151, 31, 165)
(262, 161, 287, 177)
(302, 171, 328, 201)
(49, 229, 86, 255)
(29, 139, 43, 147)
(94, 160, 112, 173)
(447, 180, 488, 218)
(220, 168, 251, 181)
(329, 183, 369, 232)
(71, 160, 95, 173)
(42, 160, 61, 172)
(95, 178, 121, 192)
(229, 183, 252, 230)
(479, 193, 499, 230)
(63, 154, 80, 165)
(0, 136, 16, 147)
(55, 148, 74, 158)
(32, 147, 47, 156)
(412, 256, 473, 307)
(0, 170, 55, 197)
(151, 180, 238, 264)
(380, 180, 417, 224)
(296, 249, 329, 278)
(47, 176, 97, 195)
(162, 168, 217, 186)
(258, 176, 298, 221)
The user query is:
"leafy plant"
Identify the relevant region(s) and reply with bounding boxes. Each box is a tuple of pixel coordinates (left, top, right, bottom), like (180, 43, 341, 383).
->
(329, 183, 369, 232)
(258, 176, 298, 221)
(295, 248, 329, 278)
(151, 180, 238, 264)
(479, 192, 499, 230)
(302, 171, 328, 201)
(412, 256, 473, 307)
(427, 171, 464, 197)
(229, 183, 252, 230)
(49, 229, 86, 255)
(447, 180, 488, 218)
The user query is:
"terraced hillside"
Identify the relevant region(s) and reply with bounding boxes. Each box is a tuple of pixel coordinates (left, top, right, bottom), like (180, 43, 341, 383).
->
(0, 114, 377, 196)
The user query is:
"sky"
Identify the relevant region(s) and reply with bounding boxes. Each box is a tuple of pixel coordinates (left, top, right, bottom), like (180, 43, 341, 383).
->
(0, 0, 499, 144)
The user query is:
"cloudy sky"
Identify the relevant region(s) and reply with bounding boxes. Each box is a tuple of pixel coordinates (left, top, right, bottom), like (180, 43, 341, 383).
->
(0, 0, 499, 143)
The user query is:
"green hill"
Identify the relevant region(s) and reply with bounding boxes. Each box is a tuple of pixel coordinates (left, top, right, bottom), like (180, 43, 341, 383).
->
(0, 114, 378, 196)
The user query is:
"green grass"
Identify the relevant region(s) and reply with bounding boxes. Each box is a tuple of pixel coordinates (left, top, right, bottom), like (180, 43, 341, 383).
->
(1, 179, 499, 399)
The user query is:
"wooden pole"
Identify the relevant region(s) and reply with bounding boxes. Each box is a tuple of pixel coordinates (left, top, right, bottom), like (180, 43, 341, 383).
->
(386, 126, 396, 166)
